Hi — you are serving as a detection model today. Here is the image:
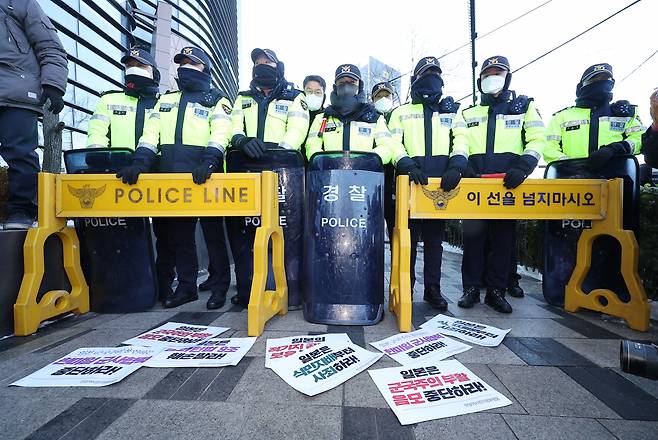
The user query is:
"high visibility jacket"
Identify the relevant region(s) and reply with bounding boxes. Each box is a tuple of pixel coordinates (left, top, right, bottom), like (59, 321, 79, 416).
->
(230, 82, 309, 150)
(86, 90, 157, 149)
(305, 105, 406, 165)
(453, 96, 545, 174)
(136, 90, 232, 172)
(544, 102, 644, 163)
(388, 101, 467, 176)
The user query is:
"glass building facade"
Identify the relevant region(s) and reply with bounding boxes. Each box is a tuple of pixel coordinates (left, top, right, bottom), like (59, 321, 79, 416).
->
(36, 0, 238, 150)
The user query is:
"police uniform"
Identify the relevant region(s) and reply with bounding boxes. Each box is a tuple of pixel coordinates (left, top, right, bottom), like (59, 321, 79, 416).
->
(117, 46, 233, 309)
(388, 57, 467, 309)
(305, 66, 405, 164)
(227, 48, 309, 307)
(545, 64, 643, 164)
(454, 56, 545, 314)
(87, 49, 159, 149)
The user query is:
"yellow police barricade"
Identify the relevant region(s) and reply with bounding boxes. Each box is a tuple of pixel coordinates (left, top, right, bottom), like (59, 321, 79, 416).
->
(390, 176, 650, 333)
(13, 172, 287, 337)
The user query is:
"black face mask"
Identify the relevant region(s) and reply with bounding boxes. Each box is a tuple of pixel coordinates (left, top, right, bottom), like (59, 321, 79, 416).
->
(411, 74, 444, 106)
(252, 64, 280, 89)
(176, 67, 211, 92)
(124, 75, 159, 97)
(330, 83, 363, 116)
(575, 79, 614, 108)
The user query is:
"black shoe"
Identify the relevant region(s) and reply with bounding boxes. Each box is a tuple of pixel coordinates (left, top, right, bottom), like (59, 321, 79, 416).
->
(423, 284, 447, 310)
(458, 286, 480, 308)
(230, 295, 249, 308)
(485, 288, 513, 314)
(199, 279, 212, 291)
(163, 291, 198, 308)
(4, 212, 34, 230)
(206, 291, 227, 309)
(507, 280, 525, 298)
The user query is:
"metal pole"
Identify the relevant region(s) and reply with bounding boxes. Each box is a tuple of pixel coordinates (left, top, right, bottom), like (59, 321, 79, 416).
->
(469, 0, 477, 105)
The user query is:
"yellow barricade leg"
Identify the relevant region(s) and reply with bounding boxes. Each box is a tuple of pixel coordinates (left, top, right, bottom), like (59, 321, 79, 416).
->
(248, 171, 288, 336)
(14, 173, 89, 336)
(389, 175, 412, 332)
(565, 178, 650, 331)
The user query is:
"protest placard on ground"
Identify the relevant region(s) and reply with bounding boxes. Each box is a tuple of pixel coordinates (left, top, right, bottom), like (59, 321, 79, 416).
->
(265, 333, 352, 369)
(368, 359, 512, 425)
(370, 328, 471, 365)
(146, 336, 256, 367)
(420, 314, 510, 347)
(270, 339, 382, 396)
(122, 322, 229, 349)
(11, 346, 158, 387)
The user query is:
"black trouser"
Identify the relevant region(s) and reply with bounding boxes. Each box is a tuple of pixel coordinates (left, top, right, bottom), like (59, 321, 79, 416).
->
(0, 107, 39, 218)
(462, 219, 515, 290)
(483, 225, 520, 286)
(384, 164, 396, 245)
(152, 217, 198, 296)
(410, 219, 445, 288)
(199, 217, 231, 294)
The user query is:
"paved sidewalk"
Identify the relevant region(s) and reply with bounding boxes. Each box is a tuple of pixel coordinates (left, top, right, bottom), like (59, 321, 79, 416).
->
(1, 249, 657, 440)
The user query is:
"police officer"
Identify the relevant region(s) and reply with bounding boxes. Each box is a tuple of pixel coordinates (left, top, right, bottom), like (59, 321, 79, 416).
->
(545, 63, 643, 166)
(228, 48, 309, 307)
(1, 0, 67, 229)
(455, 56, 545, 314)
(305, 64, 407, 165)
(372, 81, 398, 250)
(388, 57, 466, 310)
(302, 74, 327, 155)
(87, 47, 159, 149)
(116, 46, 233, 309)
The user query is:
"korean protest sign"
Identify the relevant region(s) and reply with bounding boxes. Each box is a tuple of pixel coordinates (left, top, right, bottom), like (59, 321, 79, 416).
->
(370, 328, 471, 365)
(265, 333, 352, 369)
(421, 315, 510, 347)
(145, 336, 256, 368)
(122, 322, 229, 349)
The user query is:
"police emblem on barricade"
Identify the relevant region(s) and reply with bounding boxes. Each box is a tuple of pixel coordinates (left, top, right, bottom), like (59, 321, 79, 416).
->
(67, 184, 106, 209)
(421, 186, 460, 210)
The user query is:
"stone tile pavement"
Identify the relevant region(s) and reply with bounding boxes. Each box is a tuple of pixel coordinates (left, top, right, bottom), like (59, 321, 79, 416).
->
(1, 248, 658, 440)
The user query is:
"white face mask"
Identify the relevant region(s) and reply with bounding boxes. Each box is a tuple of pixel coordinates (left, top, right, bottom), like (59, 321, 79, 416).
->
(374, 96, 393, 114)
(481, 74, 506, 94)
(125, 66, 153, 79)
(306, 93, 324, 111)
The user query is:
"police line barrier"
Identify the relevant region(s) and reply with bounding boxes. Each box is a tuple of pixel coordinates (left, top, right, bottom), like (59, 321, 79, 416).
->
(13, 172, 286, 337)
(390, 176, 650, 333)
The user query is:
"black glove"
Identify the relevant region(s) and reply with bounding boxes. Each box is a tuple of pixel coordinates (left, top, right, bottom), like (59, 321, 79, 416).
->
(115, 147, 156, 185)
(192, 161, 215, 184)
(503, 153, 538, 189)
(40, 85, 65, 114)
(396, 156, 428, 185)
(586, 145, 615, 171)
(232, 134, 266, 158)
(440, 154, 467, 191)
(116, 164, 148, 185)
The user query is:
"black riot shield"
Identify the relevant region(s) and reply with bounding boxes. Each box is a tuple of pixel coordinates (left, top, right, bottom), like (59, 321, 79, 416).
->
(225, 148, 305, 308)
(303, 151, 385, 325)
(63, 148, 158, 312)
(543, 155, 640, 306)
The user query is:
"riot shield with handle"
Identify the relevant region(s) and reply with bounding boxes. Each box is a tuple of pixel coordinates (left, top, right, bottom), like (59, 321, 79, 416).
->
(63, 148, 158, 312)
(543, 154, 640, 306)
(303, 151, 385, 325)
(225, 148, 305, 308)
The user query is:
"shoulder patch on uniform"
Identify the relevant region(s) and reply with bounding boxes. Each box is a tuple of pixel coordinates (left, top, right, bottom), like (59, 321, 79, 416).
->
(300, 99, 308, 111)
(552, 105, 574, 116)
(222, 103, 232, 115)
(100, 90, 122, 96)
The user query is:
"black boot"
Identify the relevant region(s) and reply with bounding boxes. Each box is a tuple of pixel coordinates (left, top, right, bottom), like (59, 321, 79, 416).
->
(423, 284, 448, 310)
(507, 278, 524, 298)
(230, 295, 249, 308)
(198, 279, 212, 291)
(207, 291, 227, 309)
(458, 286, 480, 308)
(163, 290, 198, 308)
(485, 288, 513, 314)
